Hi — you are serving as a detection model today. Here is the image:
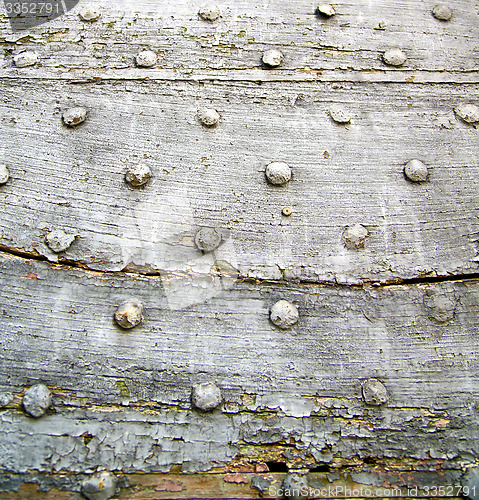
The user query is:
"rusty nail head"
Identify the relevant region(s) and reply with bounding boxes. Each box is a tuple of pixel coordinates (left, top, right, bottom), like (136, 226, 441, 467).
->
(282, 206, 293, 216)
(432, 4, 452, 21)
(195, 227, 222, 253)
(317, 3, 336, 17)
(343, 224, 368, 250)
(455, 103, 479, 124)
(382, 48, 407, 66)
(13, 51, 38, 68)
(362, 378, 388, 406)
(46, 230, 76, 253)
(62, 107, 87, 127)
(270, 299, 299, 329)
(265, 162, 291, 185)
(198, 2, 221, 21)
(79, 6, 101, 21)
(125, 164, 151, 187)
(262, 49, 283, 67)
(330, 103, 351, 124)
(0, 165, 9, 185)
(136, 50, 157, 68)
(81, 471, 117, 500)
(23, 384, 52, 418)
(191, 382, 222, 411)
(114, 300, 144, 329)
(197, 107, 220, 127)
(404, 159, 428, 183)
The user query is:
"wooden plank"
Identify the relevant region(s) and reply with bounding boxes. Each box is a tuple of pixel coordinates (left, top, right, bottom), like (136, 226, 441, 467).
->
(0, 79, 477, 283)
(1, 253, 478, 410)
(0, 0, 478, 77)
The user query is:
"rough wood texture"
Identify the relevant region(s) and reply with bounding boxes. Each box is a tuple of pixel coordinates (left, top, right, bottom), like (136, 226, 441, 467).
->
(0, 0, 478, 497)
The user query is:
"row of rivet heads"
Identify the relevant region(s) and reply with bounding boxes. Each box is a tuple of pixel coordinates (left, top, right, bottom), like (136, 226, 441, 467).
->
(1, 98, 477, 255)
(10, 3, 456, 69)
(1, 374, 388, 419)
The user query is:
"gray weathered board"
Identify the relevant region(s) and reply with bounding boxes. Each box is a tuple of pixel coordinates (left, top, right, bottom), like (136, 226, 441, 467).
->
(0, 0, 478, 498)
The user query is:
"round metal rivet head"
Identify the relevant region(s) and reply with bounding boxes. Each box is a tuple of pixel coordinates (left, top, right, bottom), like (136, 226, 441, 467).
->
(0, 164, 9, 185)
(262, 49, 283, 67)
(404, 159, 428, 183)
(195, 227, 222, 253)
(62, 107, 87, 127)
(270, 300, 299, 329)
(198, 2, 221, 21)
(265, 162, 291, 186)
(329, 103, 351, 124)
(0, 393, 13, 408)
(455, 103, 479, 124)
(125, 164, 151, 187)
(343, 224, 368, 250)
(81, 471, 117, 500)
(382, 48, 407, 66)
(424, 291, 455, 323)
(114, 300, 144, 329)
(317, 3, 336, 17)
(191, 382, 222, 411)
(79, 6, 101, 21)
(13, 51, 38, 68)
(282, 475, 309, 500)
(362, 378, 388, 406)
(432, 4, 452, 21)
(23, 384, 52, 418)
(136, 50, 157, 68)
(46, 230, 76, 253)
(461, 468, 479, 500)
(197, 107, 220, 127)
(282, 206, 293, 216)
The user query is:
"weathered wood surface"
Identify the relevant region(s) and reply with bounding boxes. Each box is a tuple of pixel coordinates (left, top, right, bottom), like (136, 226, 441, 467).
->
(0, 79, 478, 284)
(0, 254, 478, 477)
(0, 0, 479, 497)
(1, 0, 478, 77)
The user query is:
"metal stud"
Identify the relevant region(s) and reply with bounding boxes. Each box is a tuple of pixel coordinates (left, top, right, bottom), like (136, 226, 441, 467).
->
(81, 471, 117, 500)
(262, 49, 283, 67)
(62, 107, 87, 127)
(382, 48, 407, 66)
(316, 4, 336, 17)
(23, 384, 52, 418)
(424, 291, 455, 323)
(13, 51, 38, 68)
(362, 378, 388, 406)
(197, 107, 220, 127)
(79, 6, 101, 21)
(282, 474, 309, 500)
(125, 164, 151, 187)
(0, 164, 9, 185)
(46, 230, 76, 253)
(198, 2, 221, 21)
(432, 4, 452, 21)
(136, 50, 158, 68)
(114, 300, 144, 329)
(270, 299, 299, 329)
(265, 162, 291, 186)
(195, 227, 222, 253)
(329, 103, 351, 124)
(282, 206, 293, 216)
(191, 382, 222, 411)
(343, 224, 368, 250)
(404, 159, 428, 183)
(455, 103, 479, 124)
(461, 467, 479, 500)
